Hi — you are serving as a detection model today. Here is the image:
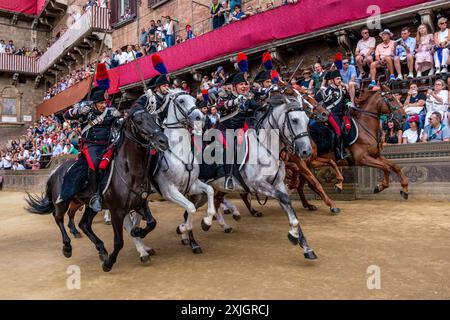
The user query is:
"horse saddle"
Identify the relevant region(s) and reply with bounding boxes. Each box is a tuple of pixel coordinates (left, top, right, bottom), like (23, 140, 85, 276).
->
(309, 118, 358, 156)
(59, 153, 114, 202)
(342, 117, 359, 147)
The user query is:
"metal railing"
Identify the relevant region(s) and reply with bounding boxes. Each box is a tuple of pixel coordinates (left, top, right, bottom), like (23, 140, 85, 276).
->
(0, 54, 39, 74)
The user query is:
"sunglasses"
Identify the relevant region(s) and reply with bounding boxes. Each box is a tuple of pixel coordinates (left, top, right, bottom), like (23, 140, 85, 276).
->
(439, 22, 447, 25)
(343, 61, 349, 65)
(362, 31, 369, 34)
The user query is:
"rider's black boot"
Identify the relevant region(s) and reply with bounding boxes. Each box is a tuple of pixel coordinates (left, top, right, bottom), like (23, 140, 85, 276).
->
(88, 170, 102, 212)
(335, 136, 344, 161)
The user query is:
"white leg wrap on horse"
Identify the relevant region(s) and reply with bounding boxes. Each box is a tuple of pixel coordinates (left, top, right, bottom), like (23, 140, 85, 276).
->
(124, 214, 148, 258)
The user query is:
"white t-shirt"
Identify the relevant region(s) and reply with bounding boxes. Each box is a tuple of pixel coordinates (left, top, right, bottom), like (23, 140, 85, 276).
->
(437, 29, 449, 43)
(402, 128, 419, 144)
(13, 163, 25, 171)
(117, 52, 128, 65)
(126, 50, 136, 63)
(426, 90, 449, 113)
(356, 37, 376, 56)
(2, 156, 12, 168)
(0, 43, 6, 53)
(164, 21, 174, 36)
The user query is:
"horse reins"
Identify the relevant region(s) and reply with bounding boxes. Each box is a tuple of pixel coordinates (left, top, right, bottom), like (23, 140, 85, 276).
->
(114, 108, 158, 199)
(158, 91, 197, 194)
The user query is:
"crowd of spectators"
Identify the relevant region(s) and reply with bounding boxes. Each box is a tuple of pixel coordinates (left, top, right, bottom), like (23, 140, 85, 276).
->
(0, 39, 42, 58)
(0, 115, 80, 171)
(283, 17, 450, 145)
(211, 0, 298, 30)
(44, 63, 95, 101)
(8, 9, 450, 171)
(108, 0, 299, 69)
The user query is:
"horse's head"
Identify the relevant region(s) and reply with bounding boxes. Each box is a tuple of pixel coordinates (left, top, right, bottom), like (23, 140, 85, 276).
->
(361, 85, 404, 117)
(268, 94, 312, 159)
(285, 86, 329, 122)
(378, 85, 406, 120)
(165, 88, 205, 129)
(126, 105, 169, 151)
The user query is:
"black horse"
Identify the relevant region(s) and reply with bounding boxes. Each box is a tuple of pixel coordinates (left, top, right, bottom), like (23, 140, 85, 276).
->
(26, 104, 169, 272)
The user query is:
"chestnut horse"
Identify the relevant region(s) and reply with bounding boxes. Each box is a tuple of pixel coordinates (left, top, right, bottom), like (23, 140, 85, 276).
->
(296, 85, 409, 210)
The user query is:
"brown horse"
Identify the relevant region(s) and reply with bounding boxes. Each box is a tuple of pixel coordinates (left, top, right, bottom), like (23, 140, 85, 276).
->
(282, 87, 342, 214)
(296, 85, 409, 210)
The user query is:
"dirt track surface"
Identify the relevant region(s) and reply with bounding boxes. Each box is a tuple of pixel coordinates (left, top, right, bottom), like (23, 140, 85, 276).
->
(0, 191, 449, 299)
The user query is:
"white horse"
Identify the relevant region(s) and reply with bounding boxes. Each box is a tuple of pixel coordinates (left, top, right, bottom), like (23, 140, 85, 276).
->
(203, 92, 317, 259)
(212, 89, 319, 231)
(124, 88, 217, 262)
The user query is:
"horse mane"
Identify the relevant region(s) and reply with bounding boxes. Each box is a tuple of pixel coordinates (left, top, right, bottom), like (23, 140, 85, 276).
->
(167, 87, 186, 96)
(355, 89, 377, 105)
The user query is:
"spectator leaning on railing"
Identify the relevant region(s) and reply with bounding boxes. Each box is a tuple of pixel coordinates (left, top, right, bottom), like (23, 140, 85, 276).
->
(0, 39, 5, 53)
(402, 115, 422, 144)
(421, 111, 450, 142)
(403, 83, 427, 128)
(425, 78, 449, 128)
(229, 5, 246, 23)
(211, 0, 225, 30)
(382, 119, 403, 145)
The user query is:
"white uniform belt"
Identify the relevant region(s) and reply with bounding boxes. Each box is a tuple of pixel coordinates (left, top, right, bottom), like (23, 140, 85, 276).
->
(81, 108, 109, 135)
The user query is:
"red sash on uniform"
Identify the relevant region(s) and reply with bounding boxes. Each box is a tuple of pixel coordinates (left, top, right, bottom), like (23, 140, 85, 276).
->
(82, 146, 96, 171)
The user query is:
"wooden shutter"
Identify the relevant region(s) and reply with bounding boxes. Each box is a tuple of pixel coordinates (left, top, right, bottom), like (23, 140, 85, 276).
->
(130, 0, 137, 18)
(110, 0, 118, 25)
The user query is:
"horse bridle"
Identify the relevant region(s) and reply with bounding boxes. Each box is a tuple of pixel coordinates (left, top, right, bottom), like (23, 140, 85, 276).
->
(380, 91, 403, 113)
(298, 93, 317, 119)
(163, 91, 198, 129)
(125, 108, 160, 149)
(351, 90, 403, 119)
(283, 87, 316, 119)
(265, 96, 309, 154)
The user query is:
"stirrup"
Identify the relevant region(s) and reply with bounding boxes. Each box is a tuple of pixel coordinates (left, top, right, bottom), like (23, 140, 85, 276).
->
(89, 194, 102, 212)
(225, 177, 234, 190)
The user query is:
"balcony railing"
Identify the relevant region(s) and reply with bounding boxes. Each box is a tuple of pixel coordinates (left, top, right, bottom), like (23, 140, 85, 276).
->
(38, 6, 110, 73)
(0, 54, 39, 74)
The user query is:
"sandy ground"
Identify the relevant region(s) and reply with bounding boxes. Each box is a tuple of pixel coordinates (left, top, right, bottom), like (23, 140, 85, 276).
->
(0, 191, 449, 300)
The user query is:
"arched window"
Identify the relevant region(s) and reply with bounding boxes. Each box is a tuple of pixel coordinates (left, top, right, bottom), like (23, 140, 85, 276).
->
(0, 86, 21, 123)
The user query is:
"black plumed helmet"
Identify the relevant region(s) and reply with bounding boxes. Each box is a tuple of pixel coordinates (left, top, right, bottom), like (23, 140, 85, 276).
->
(89, 86, 107, 103)
(254, 70, 271, 83)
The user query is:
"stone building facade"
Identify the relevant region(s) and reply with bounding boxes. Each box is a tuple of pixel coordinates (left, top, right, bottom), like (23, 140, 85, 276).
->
(0, 12, 49, 142)
(0, 0, 111, 144)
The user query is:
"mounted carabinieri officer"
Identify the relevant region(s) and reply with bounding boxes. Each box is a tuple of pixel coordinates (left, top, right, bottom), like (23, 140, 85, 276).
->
(57, 63, 120, 212)
(217, 52, 260, 190)
(252, 51, 276, 104)
(133, 54, 171, 124)
(315, 57, 352, 160)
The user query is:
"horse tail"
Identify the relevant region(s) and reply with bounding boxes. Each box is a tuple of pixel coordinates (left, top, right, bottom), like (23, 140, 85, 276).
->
(25, 177, 54, 215)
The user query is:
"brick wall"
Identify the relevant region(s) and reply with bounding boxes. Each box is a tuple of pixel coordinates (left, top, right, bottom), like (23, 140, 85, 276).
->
(0, 76, 45, 144)
(0, 155, 76, 192)
(111, 0, 211, 51)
